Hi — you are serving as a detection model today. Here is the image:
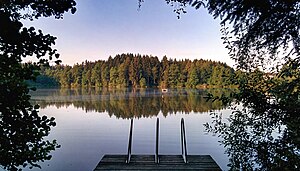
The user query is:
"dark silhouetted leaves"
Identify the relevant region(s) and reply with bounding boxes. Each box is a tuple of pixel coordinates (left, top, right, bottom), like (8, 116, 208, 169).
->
(0, 0, 76, 170)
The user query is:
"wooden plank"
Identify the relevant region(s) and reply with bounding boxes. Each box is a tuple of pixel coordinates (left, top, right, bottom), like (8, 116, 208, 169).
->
(100, 155, 126, 163)
(130, 155, 155, 163)
(95, 161, 221, 170)
(96, 164, 221, 170)
(94, 155, 221, 171)
(159, 155, 184, 164)
(96, 166, 220, 170)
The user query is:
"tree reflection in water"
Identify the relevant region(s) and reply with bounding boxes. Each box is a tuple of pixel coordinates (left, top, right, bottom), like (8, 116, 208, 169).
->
(3, 87, 231, 170)
(30, 88, 233, 118)
(205, 82, 300, 170)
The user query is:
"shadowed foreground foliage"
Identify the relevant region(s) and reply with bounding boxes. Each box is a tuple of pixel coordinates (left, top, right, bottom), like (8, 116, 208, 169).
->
(145, 0, 300, 70)
(1, 0, 299, 170)
(0, 0, 76, 170)
(151, 0, 300, 170)
(205, 68, 300, 170)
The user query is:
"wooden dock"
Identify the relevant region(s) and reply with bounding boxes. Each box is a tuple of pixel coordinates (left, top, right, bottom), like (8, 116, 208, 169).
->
(94, 118, 221, 170)
(94, 154, 221, 170)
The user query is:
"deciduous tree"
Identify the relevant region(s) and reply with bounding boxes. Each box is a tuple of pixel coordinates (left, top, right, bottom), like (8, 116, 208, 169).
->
(0, 1, 76, 170)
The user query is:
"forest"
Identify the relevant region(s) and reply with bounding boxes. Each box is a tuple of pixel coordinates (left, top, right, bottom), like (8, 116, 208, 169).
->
(33, 53, 242, 88)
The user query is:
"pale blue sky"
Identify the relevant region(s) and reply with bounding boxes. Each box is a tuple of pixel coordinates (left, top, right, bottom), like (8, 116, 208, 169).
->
(23, 0, 233, 66)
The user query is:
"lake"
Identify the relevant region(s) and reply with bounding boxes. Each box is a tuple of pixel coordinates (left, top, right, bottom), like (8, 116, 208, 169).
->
(25, 88, 231, 171)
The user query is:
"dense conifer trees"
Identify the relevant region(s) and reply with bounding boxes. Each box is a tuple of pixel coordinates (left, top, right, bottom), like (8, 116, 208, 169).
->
(41, 53, 238, 88)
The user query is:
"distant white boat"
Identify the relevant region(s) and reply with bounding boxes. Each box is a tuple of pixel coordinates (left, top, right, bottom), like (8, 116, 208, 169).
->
(161, 89, 168, 93)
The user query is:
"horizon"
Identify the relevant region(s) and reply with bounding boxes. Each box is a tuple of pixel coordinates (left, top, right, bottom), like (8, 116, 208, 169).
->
(42, 53, 232, 67)
(22, 0, 234, 67)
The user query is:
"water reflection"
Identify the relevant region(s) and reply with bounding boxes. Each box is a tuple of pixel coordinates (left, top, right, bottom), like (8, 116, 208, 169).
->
(205, 98, 300, 170)
(28, 87, 300, 170)
(0, 100, 59, 170)
(25, 88, 233, 170)
(30, 88, 232, 119)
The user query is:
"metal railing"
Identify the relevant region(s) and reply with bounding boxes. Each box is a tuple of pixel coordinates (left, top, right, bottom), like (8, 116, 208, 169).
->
(181, 118, 188, 163)
(126, 118, 187, 164)
(155, 118, 159, 164)
(126, 118, 134, 163)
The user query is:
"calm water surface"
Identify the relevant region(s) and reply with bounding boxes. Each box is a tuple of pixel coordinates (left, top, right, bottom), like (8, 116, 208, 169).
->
(26, 88, 231, 171)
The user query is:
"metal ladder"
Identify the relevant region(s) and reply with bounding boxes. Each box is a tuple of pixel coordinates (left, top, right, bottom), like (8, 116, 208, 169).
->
(126, 118, 188, 164)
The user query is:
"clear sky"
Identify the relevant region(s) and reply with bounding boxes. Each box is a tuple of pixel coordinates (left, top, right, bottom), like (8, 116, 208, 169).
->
(23, 0, 234, 66)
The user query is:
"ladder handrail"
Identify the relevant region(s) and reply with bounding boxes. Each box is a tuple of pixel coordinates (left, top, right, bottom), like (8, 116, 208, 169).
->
(181, 118, 188, 163)
(126, 118, 187, 164)
(126, 118, 134, 163)
(155, 118, 159, 163)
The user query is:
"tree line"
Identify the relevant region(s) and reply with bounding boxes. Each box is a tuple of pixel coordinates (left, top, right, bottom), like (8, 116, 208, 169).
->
(38, 53, 241, 88)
